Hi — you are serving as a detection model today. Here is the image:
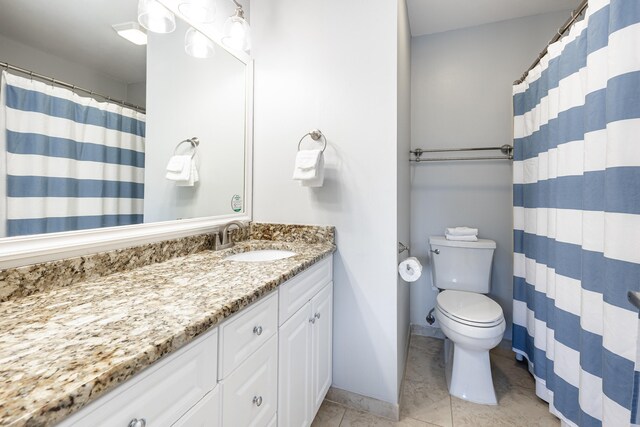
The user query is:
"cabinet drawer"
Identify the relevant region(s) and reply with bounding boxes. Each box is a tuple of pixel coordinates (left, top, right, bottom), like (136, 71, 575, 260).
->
(279, 257, 332, 325)
(222, 334, 278, 427)
(172, 387, 220, 427)
(219, 292, 278, 378)
(59, 328, 218, 427)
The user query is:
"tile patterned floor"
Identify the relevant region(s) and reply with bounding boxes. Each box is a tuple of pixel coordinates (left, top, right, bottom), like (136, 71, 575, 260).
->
(312, 335, 560, 427)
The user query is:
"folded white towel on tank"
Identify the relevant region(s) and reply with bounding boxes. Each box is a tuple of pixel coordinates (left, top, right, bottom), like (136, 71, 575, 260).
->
(445, 234, 478, 241)
(445, 226, 478, 236)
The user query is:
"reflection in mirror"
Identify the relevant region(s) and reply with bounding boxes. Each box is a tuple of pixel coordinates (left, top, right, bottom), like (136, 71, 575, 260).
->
(0, 0, 248, 239)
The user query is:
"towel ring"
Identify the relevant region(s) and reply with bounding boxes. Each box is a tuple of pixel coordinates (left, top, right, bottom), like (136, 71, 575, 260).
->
(174, 137, 200, 159)
(297, 129, 327, 153)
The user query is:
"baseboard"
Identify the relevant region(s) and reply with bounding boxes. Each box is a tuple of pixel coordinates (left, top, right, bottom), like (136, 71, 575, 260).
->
(398, 326, 411, 403)
(326, 387, 400, 421)
(410, 323, 446, 339)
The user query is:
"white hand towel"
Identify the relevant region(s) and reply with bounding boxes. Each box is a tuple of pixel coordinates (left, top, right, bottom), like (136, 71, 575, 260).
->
(166, 155, 192, 181)
(301, 154, 324, 187)
(445, 226, 478, 236)
(399, 257, 422, 282)
(445, 233, 478, 241)
(176, 161, 200, 187)
(293, 149, 322, 180)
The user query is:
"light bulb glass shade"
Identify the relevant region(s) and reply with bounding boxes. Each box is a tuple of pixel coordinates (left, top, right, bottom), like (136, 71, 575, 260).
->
(222, 11, 251, 53)
(138, 0, 176, 34)
(185, 27, 215, 58)
(178, 0, 216, 23)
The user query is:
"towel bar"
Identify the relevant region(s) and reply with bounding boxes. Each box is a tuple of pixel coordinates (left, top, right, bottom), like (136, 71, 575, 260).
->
(298, 129, 327, 153)
(174, 137, 200, 158)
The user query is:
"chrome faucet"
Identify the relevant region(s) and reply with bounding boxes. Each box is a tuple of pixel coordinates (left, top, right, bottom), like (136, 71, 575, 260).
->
(214, 221, 247, 250)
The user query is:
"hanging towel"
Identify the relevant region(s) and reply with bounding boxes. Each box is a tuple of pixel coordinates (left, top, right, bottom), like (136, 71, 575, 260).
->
(445, 226, 478, 236)
(301, 154, 325, 187)
(293, 149, 323, 181)
(166, 155, 192, 181)
(166, 155, 199, 187)
(176, 161, 200, 187)
(445, 234, 478, 242)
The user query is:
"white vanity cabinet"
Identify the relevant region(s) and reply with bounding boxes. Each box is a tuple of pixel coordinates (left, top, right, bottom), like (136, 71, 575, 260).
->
(278, 258, 333, 427)
(55, 257, 333, 427)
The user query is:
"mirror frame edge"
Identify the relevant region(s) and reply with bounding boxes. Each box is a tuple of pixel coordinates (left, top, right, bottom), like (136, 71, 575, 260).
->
(0, 60, 254, 270)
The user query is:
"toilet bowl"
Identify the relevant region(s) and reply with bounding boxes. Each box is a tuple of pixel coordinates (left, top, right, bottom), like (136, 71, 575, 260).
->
(435, 290, 505, 405)
(428, 236, 505, 405)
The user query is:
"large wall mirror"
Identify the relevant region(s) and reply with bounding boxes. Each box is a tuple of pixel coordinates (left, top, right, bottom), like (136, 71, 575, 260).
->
(0, 0, 252, 266)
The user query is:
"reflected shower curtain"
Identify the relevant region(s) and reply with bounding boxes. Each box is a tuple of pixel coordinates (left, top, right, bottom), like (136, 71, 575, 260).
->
(0, 71, 145, 237)
(511, 0, 640, 425)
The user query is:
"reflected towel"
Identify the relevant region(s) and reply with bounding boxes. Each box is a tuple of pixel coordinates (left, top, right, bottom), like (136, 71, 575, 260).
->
(166, 155, 192, 181)
(176, 161, 199, 187)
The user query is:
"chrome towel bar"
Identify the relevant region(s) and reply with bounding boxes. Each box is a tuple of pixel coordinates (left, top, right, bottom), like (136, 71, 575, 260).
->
(410, 144, 513, 163)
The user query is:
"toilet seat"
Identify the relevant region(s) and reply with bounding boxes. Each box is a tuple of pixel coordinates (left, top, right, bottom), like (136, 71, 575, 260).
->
(436, 290, 504, 328)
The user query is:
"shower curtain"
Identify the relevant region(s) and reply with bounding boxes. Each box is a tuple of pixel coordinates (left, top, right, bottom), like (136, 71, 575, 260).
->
(512, 0, 640, 425)
(0, 71, 145, 237)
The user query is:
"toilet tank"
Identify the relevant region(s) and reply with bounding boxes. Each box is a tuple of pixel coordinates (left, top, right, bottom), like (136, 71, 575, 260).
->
(429, 236, 496, 293)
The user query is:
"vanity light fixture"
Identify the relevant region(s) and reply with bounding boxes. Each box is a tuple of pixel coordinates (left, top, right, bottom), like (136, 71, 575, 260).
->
(185, 27, 215, 58)
(112, 22, 148, 46)
(178, 0, 216, 23)
(221, 0, 251, 53)
(138, 0, 176, 34)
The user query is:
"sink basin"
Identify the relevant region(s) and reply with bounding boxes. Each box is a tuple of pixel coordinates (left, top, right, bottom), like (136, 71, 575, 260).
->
(225, 250, 297, 262)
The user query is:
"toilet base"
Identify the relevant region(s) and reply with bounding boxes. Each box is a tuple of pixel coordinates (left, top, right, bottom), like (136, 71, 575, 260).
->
(444, 338, 498, 405)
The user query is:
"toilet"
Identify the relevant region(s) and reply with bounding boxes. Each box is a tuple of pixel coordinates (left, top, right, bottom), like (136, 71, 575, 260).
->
(429, 236, 505, 405)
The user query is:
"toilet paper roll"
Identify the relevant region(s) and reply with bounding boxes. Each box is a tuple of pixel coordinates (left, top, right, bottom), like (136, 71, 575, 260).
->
(399, 257, 422, 282)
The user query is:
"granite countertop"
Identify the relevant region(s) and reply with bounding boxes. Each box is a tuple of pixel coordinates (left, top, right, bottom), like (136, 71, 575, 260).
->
(0, 237, 335, 427)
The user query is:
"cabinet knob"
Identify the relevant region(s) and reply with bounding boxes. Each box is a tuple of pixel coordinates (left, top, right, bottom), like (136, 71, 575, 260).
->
(253, 325, 263, 336)
(253, 395, 263, 407)
(315, 312, 321, 320)
(309, 317, 316, 324)
(128, 419, 146, 427)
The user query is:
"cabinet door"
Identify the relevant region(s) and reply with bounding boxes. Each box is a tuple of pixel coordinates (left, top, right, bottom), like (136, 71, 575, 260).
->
(221, 334, 278, 427)
(172, 387, 220, 427)
(311, 282, 333, 415)
(278, 302, 313, 427)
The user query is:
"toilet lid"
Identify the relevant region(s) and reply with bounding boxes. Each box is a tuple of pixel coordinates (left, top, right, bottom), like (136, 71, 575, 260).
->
(437, 290, 504, 327)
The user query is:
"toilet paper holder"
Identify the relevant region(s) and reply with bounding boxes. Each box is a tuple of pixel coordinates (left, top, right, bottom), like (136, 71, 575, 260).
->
(398, 242, 410, 255)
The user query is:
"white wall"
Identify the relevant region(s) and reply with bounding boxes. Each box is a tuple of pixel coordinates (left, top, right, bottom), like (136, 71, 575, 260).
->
(144, 19, 246, 222)
(409, 11, 571, 339)
(0, 32, 129, 101)
(252, 0, 405, 405)
(396, 0, 411, 394)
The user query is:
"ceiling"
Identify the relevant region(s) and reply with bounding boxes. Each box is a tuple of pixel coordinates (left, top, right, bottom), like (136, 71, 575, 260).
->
(407, 0, 581, 37)
(0, 0, 145, 84)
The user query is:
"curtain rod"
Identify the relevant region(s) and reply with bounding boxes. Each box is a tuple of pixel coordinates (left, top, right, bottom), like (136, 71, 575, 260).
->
(0, 60, 146, 113)
(514, 0, 588, 85)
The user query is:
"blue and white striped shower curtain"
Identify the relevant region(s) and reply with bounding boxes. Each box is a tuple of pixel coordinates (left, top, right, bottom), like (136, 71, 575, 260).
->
(0, 71, 145, 237)
(512, 0, 640, 425)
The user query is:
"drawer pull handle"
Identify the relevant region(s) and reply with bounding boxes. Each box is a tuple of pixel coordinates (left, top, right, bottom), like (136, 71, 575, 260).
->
(309, 317, 316, 324)
(128, 419, 146, 427)
(315, 312, 321, 320)
(253, 325, 263, 336)
(253, 395, 263, 407)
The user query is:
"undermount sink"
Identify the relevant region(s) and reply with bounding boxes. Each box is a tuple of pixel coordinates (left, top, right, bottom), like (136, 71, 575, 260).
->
(224, 249, 297, 262)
